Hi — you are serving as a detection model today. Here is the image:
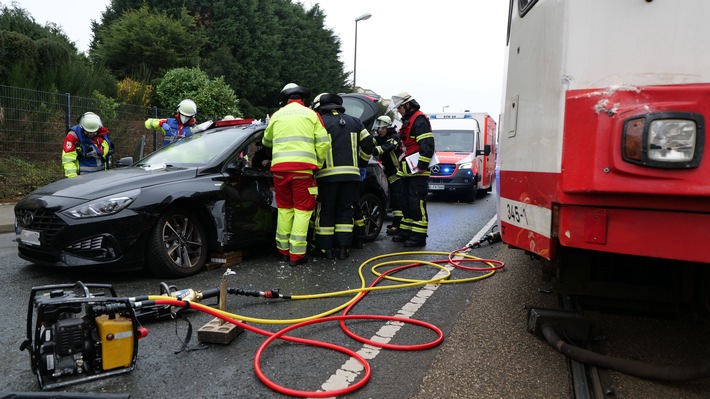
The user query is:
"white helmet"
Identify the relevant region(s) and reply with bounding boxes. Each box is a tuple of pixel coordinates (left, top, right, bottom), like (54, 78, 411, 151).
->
(222, 115, 235, 120)
(391, 92, 414, 108)
(311, 93, 327, 110)
(177, 99, 197, 117)
(373, 115, 392, 130)
(79, 112, 102, 133)
(278, 83, 310, 103)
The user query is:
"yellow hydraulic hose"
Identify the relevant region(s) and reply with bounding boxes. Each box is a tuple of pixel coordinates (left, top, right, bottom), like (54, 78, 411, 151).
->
(147, 250, 498, 325)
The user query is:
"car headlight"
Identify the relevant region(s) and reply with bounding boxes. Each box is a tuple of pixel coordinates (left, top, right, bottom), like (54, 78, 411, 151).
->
(622, 113, 704, 168)
(63, 189, 141, 219)
(458, 162, 473, 170)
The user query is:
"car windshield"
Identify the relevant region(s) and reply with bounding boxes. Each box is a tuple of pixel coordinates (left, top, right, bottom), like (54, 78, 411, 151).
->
(136, 127, 253, 167)
(432, 130, 475, 152)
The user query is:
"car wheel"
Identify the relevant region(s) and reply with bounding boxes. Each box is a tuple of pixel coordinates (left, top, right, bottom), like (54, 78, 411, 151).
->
(147, 208, 208, 277)
(461, 177, 479, 203)
(360, 192, 385, 242)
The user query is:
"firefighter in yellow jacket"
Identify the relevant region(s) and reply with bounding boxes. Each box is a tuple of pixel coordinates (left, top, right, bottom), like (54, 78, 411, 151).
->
(262, 83, 330, 266)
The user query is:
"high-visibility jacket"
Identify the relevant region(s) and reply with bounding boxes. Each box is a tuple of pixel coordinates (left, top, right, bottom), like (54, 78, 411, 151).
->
(399, 109, 435, 176)
(145, 114, 197, 147)
(316, 109, 373, 183)
(262, 100, 330, 173)
(62, 125, 113, 178)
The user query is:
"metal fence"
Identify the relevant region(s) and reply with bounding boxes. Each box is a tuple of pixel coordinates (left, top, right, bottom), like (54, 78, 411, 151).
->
(0, 85, 168, 200)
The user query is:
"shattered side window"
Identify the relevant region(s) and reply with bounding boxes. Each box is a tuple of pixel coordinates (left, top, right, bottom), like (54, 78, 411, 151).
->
(519, 0, 538, 17)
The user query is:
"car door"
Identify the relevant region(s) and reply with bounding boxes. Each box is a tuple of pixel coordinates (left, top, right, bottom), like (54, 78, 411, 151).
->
(221, 130, 277, 249)
(341, 93, 383, 128)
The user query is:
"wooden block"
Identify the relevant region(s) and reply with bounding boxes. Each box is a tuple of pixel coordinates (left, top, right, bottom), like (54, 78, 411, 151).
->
(197, 317, 243, 344)
(205, 262, 223, 271)
(209, 251, 242, 268)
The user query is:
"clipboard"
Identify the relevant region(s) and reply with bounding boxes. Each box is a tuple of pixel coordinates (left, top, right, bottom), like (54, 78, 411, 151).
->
(405, 152, 439, 172)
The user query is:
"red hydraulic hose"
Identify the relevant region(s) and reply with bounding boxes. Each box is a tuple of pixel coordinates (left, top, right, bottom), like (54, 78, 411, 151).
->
(153, 298, 443, 397)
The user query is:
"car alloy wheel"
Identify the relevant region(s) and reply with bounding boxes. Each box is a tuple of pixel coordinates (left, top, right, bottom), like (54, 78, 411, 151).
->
(359, 192, 384, 242)
(147, 208, 207, 277)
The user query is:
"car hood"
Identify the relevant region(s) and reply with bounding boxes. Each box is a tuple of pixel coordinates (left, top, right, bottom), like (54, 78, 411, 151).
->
(29, 167, 199, 200)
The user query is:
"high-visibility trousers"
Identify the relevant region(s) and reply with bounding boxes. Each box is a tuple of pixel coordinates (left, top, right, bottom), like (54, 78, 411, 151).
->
(272, 171, 317, 261)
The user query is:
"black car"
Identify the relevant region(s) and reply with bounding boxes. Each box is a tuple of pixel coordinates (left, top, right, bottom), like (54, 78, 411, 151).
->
(14, 111, 388, 277)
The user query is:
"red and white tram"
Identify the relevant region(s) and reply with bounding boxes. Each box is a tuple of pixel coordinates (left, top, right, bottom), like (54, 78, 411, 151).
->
(498, 0, 710, 270)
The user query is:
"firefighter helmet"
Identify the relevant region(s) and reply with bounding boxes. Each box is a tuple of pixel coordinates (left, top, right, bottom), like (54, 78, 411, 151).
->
(373, 115, 392, 129)
(391, 92, 414, 108)
(79, 112, 102, 133)
(312, 93, 342, 110)
(278, 83, 310, 104)
(177, 99, 197, 117)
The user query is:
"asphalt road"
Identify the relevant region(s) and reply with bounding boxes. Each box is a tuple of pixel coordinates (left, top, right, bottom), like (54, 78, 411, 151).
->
(1, 193, 708, 399)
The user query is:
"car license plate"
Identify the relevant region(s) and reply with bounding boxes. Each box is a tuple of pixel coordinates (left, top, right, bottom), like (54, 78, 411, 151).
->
(19, 228, 41, 246)
(429, 184, 445, 190)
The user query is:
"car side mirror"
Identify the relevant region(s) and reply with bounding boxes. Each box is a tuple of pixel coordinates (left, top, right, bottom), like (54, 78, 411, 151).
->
(117, 156, 134, 167)
(476, 144, 491, 157)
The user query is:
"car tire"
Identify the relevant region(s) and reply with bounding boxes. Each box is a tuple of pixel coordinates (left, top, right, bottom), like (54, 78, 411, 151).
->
(146, 208, 208, 277)
(462, 178, 479, 203)
(359, 192, 385, 242)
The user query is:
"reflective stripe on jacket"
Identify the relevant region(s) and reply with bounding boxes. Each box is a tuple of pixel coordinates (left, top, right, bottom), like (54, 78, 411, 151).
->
(399, 109, 435, 176)
(263, 100, 330, 172)
(316, 110, 373, 182)
(62, 125, 112, 178)
(145, 115, 196, 147)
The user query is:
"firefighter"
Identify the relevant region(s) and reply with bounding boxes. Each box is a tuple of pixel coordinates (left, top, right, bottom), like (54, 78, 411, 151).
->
(311, 93, 373, 260)
(62, 112, 114, 178)
(391, 92, 435, 247)
(262, 83, 330, 267)
(145, 99, 198, 148)
(371, 115, 404, 236)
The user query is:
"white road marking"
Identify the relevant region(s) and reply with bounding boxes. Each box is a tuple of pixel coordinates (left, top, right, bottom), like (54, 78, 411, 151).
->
(315, 215, 498, 398)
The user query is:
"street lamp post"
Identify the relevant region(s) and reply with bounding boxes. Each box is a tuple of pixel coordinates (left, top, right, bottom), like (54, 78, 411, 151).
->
(442, 105, 450, 112)
(353, 13, 372, 90)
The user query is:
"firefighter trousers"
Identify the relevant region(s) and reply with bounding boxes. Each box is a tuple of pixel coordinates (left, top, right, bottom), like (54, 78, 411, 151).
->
(399, 175, 429, 242)
(314, 180, 359, 250)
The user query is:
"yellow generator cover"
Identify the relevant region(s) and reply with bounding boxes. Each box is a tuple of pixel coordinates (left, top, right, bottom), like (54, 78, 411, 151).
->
(95, 314, 134, 370)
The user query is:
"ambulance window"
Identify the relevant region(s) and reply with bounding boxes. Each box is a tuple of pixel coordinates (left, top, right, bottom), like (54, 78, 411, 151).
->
(519, 0, 538, 17)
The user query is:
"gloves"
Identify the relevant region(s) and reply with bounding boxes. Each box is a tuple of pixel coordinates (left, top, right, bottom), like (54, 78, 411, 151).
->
(359, 167, 367, 181)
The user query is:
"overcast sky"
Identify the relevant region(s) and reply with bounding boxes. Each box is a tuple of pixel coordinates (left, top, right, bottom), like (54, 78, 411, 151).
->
(11, 0, 509, 117)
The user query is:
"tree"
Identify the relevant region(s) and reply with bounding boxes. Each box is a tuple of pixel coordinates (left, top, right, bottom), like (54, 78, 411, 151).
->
(0, 3, 115, 95)
(91, 6, 205, 81)
(91, 0, 349, 110)
(154, 67, 241, 121)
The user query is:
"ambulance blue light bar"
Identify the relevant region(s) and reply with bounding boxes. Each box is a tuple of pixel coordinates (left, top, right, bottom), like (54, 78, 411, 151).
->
(429, 113, 475, 119)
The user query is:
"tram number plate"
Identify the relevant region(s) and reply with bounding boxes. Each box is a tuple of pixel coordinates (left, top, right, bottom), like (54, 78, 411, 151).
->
(429, 184, 445, 190)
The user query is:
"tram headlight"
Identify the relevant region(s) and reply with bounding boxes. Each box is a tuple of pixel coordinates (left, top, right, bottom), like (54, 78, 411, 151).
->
(622, 113, 704, 168)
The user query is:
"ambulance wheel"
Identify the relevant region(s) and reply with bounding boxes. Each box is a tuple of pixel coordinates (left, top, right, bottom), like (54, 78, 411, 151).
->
(146, 208, 208, 277)
(463, 180, 479, 203)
